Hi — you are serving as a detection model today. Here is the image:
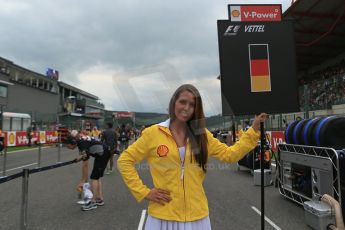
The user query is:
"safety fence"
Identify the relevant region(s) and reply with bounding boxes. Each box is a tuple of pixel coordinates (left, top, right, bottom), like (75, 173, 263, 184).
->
(206, 107, 345, 131)
(1, 143, 64, 177)
(0, 145, 77, 230)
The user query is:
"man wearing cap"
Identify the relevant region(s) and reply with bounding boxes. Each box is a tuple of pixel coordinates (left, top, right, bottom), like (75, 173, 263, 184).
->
(65, 130, 111, 211)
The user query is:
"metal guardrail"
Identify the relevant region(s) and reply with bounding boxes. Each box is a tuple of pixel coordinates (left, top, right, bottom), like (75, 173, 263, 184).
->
(0, 171, 23, 184)
(2, 142, 63, 176)
(29, 159, 76, 175)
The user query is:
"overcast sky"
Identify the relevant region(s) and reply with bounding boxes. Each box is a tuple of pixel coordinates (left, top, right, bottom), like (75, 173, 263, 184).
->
(0, 0, 292, 116)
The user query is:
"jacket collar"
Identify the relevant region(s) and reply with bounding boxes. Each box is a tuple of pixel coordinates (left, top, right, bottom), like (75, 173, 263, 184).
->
(158, 118, 170, 128)
(157, 119, 172, 136)
(158, 118, 191, 147)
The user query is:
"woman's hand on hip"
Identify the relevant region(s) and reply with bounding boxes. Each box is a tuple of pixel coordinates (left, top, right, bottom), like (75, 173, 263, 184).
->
(145, 188, 172, 205)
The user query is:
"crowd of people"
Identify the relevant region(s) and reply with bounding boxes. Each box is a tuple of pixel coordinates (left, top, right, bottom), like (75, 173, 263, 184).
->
(87, 124, 142, 144)
(299, 59, 345, 110)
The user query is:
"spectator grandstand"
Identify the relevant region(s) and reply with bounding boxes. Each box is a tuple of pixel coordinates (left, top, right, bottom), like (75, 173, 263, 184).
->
(299, 58, 345, 110)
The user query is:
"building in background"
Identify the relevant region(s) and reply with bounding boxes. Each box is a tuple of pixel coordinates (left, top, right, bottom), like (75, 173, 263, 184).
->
(0, 56, 105, 131)
(0, 56, 59, 131)
(103, 110, 168, 129)
(58, 81, 105, 130)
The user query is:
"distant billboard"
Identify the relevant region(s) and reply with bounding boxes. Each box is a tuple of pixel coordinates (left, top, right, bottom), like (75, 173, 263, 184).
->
(217, 20, 299, 116)
(113, 112, 135, 118)
(228, 5, 282, 22)
(46, 68, 59, 80)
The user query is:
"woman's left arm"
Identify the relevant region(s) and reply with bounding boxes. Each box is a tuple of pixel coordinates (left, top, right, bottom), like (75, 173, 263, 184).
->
(208, 113, 267, 163)
(207, 127, 260, 163)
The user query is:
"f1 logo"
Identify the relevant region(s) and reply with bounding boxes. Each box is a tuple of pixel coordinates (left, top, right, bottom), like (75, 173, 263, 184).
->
(224, 25, 241, 36)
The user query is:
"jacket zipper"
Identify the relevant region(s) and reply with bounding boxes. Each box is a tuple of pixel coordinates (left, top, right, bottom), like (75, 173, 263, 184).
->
(164, 127, 187, 221)
(176, 143, 187, 222)
(183, 171, 186, 221)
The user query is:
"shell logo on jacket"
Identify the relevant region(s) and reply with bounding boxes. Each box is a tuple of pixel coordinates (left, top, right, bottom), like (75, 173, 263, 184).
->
(157, 144, 169, 157)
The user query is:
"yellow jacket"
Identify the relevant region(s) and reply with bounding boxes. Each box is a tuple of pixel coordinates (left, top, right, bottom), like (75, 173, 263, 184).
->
(90, 129, 101, 138)
(117, 119, 260, 222)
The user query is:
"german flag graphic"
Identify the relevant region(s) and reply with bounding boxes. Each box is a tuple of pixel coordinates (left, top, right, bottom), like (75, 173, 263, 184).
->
(249, 44, 271, 92)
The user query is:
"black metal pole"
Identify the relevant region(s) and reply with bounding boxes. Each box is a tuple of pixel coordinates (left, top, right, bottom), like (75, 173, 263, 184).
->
(232, 117, 236, 144)
(58, 141, 61, 163)
(2, 146, 7, 177)
(21, 168, 29, 230)
(260, 121, 265, 230)
(37, 144, 41, 168)
(0, 105, 3, 130)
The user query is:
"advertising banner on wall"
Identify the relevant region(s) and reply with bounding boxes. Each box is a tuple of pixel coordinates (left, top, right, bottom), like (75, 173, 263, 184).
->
(15, 132, 28, 146)
(228, 4, 282, 22)
(266, 131, 285, 152)
(6, 131, 16, 147)
(32, 132, 39, 145)
(113, 112, 135, 118)
(4, 131, 59, 146)
(40, 131, 46, 144)
(46, 131, 58, 143)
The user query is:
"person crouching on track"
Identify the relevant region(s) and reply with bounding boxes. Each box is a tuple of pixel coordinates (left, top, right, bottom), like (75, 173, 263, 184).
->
(65, 131, 111, 211)
(69, 130, 90, 203)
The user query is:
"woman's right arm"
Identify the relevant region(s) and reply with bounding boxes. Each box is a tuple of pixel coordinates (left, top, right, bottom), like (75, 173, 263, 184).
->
(117, 127, 152, 203)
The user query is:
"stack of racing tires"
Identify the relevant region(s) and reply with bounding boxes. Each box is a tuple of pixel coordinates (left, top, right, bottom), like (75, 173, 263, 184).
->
(284, 116, 345, 149)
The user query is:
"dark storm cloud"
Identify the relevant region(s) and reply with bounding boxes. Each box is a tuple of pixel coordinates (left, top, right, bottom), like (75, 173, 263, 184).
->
(0, 0, 291, 114)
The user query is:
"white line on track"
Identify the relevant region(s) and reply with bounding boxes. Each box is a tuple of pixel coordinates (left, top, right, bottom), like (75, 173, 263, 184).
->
(0, 163, 37, 173)
(138, 209, 147, 230)
(251, 206, 281, 230)
(6, 146, 52, 154)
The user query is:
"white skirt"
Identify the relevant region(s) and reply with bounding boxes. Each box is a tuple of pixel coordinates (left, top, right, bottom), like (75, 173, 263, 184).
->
(144, 215, 211, 230)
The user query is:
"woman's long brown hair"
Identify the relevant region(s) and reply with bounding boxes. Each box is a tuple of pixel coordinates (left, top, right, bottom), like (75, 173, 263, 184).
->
(168, 84, 208, 172)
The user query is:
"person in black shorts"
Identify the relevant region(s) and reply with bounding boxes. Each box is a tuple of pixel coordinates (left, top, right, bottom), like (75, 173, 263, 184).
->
(101, 123, 118, 174)
(65, 131, 111, 211)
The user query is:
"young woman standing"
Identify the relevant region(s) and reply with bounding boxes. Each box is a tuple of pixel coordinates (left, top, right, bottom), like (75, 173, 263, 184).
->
(118, 84, 268, 229)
